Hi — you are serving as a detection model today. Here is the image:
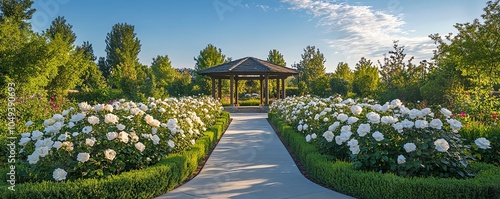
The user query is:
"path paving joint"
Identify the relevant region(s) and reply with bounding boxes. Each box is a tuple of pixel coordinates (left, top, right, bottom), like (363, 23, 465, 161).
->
(157, 113, 354, 199)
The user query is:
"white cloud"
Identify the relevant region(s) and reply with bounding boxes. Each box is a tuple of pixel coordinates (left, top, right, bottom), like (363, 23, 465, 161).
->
(257, 4, 271, 11)
(281, 0, 435, 66)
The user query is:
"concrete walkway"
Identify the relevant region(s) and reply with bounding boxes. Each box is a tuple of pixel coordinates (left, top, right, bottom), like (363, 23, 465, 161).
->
(157, 113, 354, 199)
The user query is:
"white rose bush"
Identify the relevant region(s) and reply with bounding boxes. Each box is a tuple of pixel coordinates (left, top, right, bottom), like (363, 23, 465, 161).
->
(17, 96, 222, 182)
(270, 95, 492, 178)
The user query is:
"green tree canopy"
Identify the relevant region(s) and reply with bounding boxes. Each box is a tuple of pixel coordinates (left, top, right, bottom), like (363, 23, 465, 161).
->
(194, 44, 230, 95)
(0, 0, 35, 29)
(353, 57, 379, 98)
(151, 54, 181, 97)
(296, 45, 326, 94)
(267, 49, 286, 66)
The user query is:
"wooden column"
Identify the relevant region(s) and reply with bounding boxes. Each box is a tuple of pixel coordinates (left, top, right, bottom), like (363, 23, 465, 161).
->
(265, 74, 269, 105)
(217, 79, 222, 100)
(259, 78, 263, 106)
(230, 74, 234, 106)
(235, 78, 239, 106)
(276, 78, 281, 99)
(211, 77, 216, 99)
(282, 78, 286, 99)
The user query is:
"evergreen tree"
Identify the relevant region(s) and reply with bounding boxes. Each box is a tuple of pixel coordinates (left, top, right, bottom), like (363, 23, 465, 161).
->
(151, 54, 181, 97)
(0, 0, 35, 29)
(194, 44, 229, 95)
(267, 49, 286, 66)
(352, 57, 379, 98)
(296, 45, 326, 94)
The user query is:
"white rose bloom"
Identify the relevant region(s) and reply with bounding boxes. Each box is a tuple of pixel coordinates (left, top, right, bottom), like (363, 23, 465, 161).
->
(440, 108, 453, 118)
(297, 124, 303, 131)
(400, 107, 410, 115)
(36, 146, 50, 157)
(67, 122, 75, 128)
(402, 119, 414, 128)
(62, 141, 74, 151)
(21, 132, 31, 138)
(191, 139, 196, 145)
(447, 119, 462, 132)
(340, 125, 351, 133)
(53, 141, 63, 149)
(85, 138, 96, 147)
(104, 149, 117, 160)
(357, 123, 370, 137)
(130, 132, 139, 142)
(79, 102, 92, 112)
(303, 124, 308, 130)
(372, 104, 382, 112)
(372, 131, 384, 141)
(167, 140, 175, 148)
(159, 108, 166, 113)
(421, 108, 432, 117)
(118, 131, 129, 143)
(19, 137, 31, 146)
(151, 135, 160, 145)
(366, 112, 381, 124)
(52, 114, 64, 122)
(393, 122, 404, 133)
(337, 114, 349, 122)
(94, 104, 104, 112)
(339, 131, 353, 142)
(474, 137, 491, 149)
(322, 131, 335, 142)
(306, 134, 312, 142)
(70, 113, 86, 122)
(335, 136, 343, 145)
(53, 168, 67, 181)
(409, 109, 421, 119)
(328, 122, 340, 131)
(350, 105, 363, 115)
(82, 126, 92, 133)
(381, 116, 397, 124)
(347, 139, 359, 147)
(87, 115, 100, 125)
(104, 114, 119, 124)
(77, 153, 90, 163)
(116, 124, 126, 131)
(25, 121, 34, 127)
(415, 120, 428, 129)
(138, 103, 149, 111)
(58, 133, 69, 141)
(391, 99, 402, 107)
(62, 109, 71, 116)
(323, 117, 329, 122)
(30, 130, 42, 140)
(314, 114, 320, 121)
(347, 117, 359, 124)
(434, 138, 450, 152)
(397, 155, 406, 164)
(349, 145, 360, 155)
(106, 132, 118, 141)
(104, 104, 114, 112)
(403, 143, 417, 153)
(27, 152, 40, 164)
(311, 133, 317, 139)
(130, 108, 141, 115)
(381, 103, 390, 112)
(429, 119, 443, 129)
(135, 142, 146, 152)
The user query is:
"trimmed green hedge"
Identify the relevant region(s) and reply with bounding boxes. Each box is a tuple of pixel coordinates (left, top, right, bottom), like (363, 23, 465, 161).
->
(0, 112, 230, 199)
(269, 113, 500, 199)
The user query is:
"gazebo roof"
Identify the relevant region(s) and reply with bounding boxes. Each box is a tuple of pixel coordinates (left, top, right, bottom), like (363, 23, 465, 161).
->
(196, 57, 299, 77)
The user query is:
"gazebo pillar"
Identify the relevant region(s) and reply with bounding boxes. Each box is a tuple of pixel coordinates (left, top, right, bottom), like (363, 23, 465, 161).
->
(259, 78, 263, 106)
(276, 78, 281, 99)
(211, 77, 216, 99)
(217, 78, 222, 100)
(235, 78, 239, 106)
(230, 74, 234, 106)
(265, 74, 269, 105)
(282, 78, 286, 98)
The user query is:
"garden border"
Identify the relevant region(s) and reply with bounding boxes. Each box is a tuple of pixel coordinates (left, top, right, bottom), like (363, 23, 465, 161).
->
(0, 112, 230, 199)
(268, 113, 500, 199)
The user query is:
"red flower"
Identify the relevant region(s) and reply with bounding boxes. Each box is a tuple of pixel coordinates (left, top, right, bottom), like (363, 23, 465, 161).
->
(459, 112, 466, 117)
(493, 113, 498, 120)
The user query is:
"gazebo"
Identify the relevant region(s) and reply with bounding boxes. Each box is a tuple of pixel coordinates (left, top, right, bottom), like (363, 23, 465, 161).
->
(197, 57, 299, 106)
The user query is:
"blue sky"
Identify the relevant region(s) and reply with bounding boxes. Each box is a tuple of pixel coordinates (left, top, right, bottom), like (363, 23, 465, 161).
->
(30, 0, 486, 72)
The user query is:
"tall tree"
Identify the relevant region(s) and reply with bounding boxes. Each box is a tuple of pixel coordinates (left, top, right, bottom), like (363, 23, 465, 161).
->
(104, 23, 145, 100)
(331, 62, 352, 96)
(296, 45, 326, 94)
(194, 44, 229, 95)
(77, 42, 107, 92)
(97, 57, 111, 79)
(44, 16, 76, 48)
(0, 0, 35, 29)
(352, 57, 379, 98)
(333, 62, 353, 82)
(267, 49, 286, 66)
(151, 54, 180, 97)
(168, 69, 193, 97)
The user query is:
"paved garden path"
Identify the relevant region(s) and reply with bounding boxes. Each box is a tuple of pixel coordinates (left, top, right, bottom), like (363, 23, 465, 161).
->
(157, 113, 354, 199)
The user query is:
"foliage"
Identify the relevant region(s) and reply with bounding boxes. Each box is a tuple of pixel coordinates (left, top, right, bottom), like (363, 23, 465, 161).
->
(15, 97, 222, 183)
(352, 57, 379, 98)
(269, 113, 500, 199)
(329, 77, 349, 96)
(270, 95, 493, 178)
(267, 49, 286, 66)
(0, 112, 230, 198)
(193, 44, 230, 95)
(0, 0, 35, 30)
(296, 45, 326, 94)
(459, 121, 500, 166)
(150, 55, 182, 98)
